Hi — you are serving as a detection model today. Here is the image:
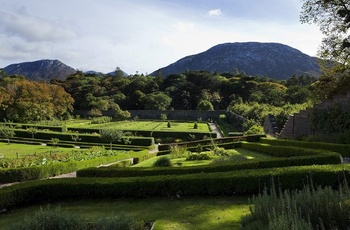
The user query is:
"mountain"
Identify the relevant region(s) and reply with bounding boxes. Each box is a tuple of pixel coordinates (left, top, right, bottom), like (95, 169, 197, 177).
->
(152, 42, 321, 79)
(3, 59, 77, 81)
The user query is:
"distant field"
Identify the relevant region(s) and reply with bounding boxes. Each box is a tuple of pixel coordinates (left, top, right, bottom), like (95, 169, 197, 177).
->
(66, 120, 210, 132)
(0, 143, 72, 158)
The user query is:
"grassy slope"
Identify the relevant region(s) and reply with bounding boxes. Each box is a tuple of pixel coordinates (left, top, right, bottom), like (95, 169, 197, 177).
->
(0, 197, 250, 230)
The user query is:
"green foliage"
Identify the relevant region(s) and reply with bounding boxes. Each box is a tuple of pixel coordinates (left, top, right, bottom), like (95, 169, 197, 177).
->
(186, 153, 210, 161)
(90, 116, 112, 124)
(160, 113, 168, 120)
(26, 127, 38, 139)
(99, 129, 124, 149)
(153, 156, 172, 167)
(169, 144, 188, 158)
(193, 122, 198, 129)
(0, 125, 15, 144)
(10, 205, 142, 230)
(241, 183, 350, 230)
(89, 108, 102, 117)
(3, 164, 350, 211)
(167, 121, 171, 128)
(10, 205, 83, 230)
(197, 99, 214, 111)
(0, 150, 152, 183)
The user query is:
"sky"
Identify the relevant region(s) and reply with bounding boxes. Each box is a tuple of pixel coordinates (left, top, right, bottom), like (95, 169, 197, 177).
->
(0, 0, 323, 75)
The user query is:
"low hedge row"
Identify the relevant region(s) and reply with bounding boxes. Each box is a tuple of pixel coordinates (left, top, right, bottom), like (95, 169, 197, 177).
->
(0, 151, 154, 183)
(68, 127, 216, 140)
(157, 134, 264, 152)
(2, 137, 148, 151)
(261, 138, 350, 157)
(77, 143, 341, 178)
(2, 164, 350, 210)
(11, 129, 154, 146)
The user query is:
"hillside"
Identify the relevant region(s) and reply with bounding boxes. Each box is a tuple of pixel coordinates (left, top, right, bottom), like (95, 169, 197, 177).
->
(3, 59, 77, 81)
(152, 42, 321, 79)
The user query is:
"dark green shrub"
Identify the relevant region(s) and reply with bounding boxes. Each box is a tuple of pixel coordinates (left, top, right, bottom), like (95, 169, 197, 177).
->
(193, 122, 198, 129)
(153, 157, 172, 167)
(186, 153, 210, 161)
(167, 121, 171, 128)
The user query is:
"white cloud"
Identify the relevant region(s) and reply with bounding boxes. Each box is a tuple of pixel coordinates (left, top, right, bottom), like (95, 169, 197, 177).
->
(0, 11, 77, 42)
(208, 9, 221, 16)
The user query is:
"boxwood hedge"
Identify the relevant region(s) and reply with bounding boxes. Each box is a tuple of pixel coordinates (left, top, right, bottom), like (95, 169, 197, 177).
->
(261, 138, 350, 157)
(2, 164, 350, 210)
(77, 143, 341, 178)
(0, 151, 154, 183)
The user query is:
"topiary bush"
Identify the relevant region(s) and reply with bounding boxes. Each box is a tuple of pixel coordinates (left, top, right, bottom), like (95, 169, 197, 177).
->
(153, 156, 172, 167)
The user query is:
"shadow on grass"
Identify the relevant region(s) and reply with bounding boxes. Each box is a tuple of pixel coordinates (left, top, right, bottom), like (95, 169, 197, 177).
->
(0, 196, 250, 230)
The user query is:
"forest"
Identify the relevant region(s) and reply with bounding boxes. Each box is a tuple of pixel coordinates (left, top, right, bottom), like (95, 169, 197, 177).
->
(0, 68, 323, 132)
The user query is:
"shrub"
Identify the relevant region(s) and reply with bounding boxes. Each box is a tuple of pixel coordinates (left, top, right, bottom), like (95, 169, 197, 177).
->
(10, 205, 83, 230)
(186, 153, 210, 161)
(153, 157, 172, 167)
(193, 122, 198, 129)
(241, 183, 350, 230)
(169, 145, 188, 158)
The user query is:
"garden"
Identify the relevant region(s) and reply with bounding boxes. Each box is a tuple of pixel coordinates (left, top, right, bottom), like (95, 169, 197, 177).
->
(1, 119, 350, 229)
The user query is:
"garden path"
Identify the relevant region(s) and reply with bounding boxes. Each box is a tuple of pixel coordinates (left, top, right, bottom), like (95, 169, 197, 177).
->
(209, 123, 223, 138)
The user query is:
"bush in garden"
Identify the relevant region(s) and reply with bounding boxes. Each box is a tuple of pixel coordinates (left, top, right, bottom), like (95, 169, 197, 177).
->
(240, 183, 350, 230)
(212, 147, 229, 156)
(186, 153, 210, 161)
(167, 121, 171, 128)
(153, 156, 172, 167)
(10, 205, 83, 230)
(170, 144, 188, 158)
(193, 122, 198, 129)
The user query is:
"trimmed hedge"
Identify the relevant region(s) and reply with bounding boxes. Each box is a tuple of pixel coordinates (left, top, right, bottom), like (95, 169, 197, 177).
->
(0, 151, 154, 183)
(157, 135, 262, 152)
(261, 138, 350, 157)
(77, 143, 341, 178)
(11, 129, 154, 147)
(2, 164, 350, 210)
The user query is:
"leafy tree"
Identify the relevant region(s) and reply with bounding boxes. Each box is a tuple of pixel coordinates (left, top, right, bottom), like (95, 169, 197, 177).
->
(197, 100, 214, 111)
(51, 138, 60, 147)
(27, 127, 38, 139)
(142, 92, 172, 110)
(0, 125, 15, 144)
(300, 0, 350, 65)
(89, 108, 102, 117)
(100, 129, 124, 150)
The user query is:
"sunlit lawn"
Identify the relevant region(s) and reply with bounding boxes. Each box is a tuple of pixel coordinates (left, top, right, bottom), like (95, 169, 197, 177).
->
(66, 120, 211, 132)
(0, 142, 72, 158)
(0, 196, 250, 230)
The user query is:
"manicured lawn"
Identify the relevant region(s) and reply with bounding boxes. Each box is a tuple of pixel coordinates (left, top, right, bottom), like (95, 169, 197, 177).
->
(66, 120, 211, 132)
(0, 196, 250, 230)
(0, 142, 70, 158)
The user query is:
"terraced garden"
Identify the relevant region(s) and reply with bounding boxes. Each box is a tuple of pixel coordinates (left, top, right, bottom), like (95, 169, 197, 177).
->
(1, 120, 350, 229)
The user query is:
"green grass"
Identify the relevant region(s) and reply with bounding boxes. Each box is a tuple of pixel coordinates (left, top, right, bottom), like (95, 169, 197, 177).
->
(67, 120, 211, 132)
(0, 197, 250, 230)
(0, 142, 70, 158)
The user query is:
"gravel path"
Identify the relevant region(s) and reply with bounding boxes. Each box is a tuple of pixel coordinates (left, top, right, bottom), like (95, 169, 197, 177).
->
(209, 122, 223, 138)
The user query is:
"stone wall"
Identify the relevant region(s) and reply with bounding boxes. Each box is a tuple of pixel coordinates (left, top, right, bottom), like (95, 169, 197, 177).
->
(279, 92, 350, 139)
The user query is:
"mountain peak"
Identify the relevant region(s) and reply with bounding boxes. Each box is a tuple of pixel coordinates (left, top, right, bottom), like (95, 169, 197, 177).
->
(3, 59, 77, 81)
(152, 42, 321, 79)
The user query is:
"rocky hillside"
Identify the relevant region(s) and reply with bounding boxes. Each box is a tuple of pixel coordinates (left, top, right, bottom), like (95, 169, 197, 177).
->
(152, 42, 321, 79)
(3, 59, 77, 81)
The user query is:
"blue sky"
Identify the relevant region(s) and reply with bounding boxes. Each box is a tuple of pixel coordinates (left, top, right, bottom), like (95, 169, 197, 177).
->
(0, 0, 323, 74)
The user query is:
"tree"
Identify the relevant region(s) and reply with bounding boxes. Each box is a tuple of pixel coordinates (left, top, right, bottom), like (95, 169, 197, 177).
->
(197, 100, 214, 111)
(142, 92, 172, 110)
(300, 0, 350, 65)
(27, 127, 38, 139)
(100, 129, 124, 150)
(0, 125, 15, 144)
